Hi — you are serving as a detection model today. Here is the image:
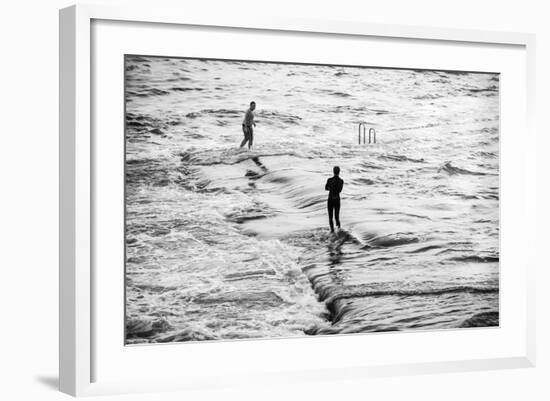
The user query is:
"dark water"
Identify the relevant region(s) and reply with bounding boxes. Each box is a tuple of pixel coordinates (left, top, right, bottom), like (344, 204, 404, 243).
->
(124, 56, 499, 343)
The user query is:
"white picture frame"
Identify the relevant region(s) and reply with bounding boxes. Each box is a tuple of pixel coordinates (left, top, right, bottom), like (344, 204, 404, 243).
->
(59, 3, 536, 397)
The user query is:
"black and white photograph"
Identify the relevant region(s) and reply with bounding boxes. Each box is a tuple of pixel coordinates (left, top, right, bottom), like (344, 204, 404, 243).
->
(124, 55, 500, 344)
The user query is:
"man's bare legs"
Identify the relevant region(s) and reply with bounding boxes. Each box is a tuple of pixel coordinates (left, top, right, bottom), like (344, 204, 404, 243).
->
(240, 125, 253, 149)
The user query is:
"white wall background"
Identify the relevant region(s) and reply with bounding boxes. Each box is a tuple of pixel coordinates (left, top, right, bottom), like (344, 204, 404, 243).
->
(0, 0, 547, 400)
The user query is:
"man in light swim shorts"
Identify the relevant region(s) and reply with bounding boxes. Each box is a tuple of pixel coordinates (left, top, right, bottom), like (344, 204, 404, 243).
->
(240, 101, 256, 150)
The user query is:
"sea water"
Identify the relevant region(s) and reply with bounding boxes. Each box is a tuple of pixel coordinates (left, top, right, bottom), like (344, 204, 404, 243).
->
(124, 56, 499, 343)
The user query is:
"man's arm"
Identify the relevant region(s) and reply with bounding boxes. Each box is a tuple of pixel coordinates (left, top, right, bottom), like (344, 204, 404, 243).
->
(338, 179, 344, 194)
(325, 178, 330, 191)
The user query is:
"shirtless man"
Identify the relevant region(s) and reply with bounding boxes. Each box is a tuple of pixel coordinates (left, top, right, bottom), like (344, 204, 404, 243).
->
(240, 101, 256, 150)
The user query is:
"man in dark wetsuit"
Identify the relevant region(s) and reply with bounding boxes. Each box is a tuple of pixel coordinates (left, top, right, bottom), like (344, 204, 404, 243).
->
(325, 166, 344, 233)
(240, 101, 256, 150)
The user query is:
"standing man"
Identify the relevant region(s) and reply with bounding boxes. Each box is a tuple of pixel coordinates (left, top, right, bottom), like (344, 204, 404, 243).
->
(240, 101, 256, 150)
(325, 166, 344, 233)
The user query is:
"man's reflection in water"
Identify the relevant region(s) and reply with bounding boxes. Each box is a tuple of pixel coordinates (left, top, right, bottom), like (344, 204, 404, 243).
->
(326, 234, 346, 286)
(251, 156, 268, 172)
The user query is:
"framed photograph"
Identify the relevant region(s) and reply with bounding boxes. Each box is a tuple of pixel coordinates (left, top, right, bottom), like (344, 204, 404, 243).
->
(59, 4, 536, 397)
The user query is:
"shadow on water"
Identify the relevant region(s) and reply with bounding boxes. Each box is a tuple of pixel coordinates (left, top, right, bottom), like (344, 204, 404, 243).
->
(327, 237, 343, 266)
(251, 156, 268, 172)
(307, 230, 365, 305)
(326, 234, 347, 287)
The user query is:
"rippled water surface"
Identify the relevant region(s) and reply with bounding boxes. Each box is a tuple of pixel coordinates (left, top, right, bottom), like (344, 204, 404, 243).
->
(124, 56, 499, 344)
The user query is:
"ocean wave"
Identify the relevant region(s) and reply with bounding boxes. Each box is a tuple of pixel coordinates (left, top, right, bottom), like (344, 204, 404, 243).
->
(413, 93, 445, 100)
(126, 318, 172, 339)
(185, 108, 241, 119)
(459, 311, 499, 327)
(359, 161, 385, 170)
(366, 108, 390, 115)
(280, 228, 363, 249)
(328, 105, 369, 114)
(170, 86, 205, 92)
(429, 78, 450, 84)
(379, 154, 425, 163)
(387, 122, 439, 132)
(126, 55, 151, 63)
(474, 151, 498, 158)
(225, 203, 276, 224)
(363, 232, 421, 248)
(351, 177, 376, 185)
(127, 88, 171, 97)
(153, 328, 216, 343)
(447, 255, 499, 263)
(443, 70, 470, 76)
(439, 161, 488, 176)
(224, 269, 277, 281)
(126, 157, 174, 187)
(292, 194, 327, 210)
(193, 290, 285, 307)
(321, 89, 352, 98)
(466, 85, 498, 94)
(132, 283, 178, 293)
(126, 112, 181, 131)
(324, 285, 499, 304)
(257, 110, 302, 125)
(408, 244, 444, 253)
(184, 108, 303, 126)
(178, 148, 307, 166)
